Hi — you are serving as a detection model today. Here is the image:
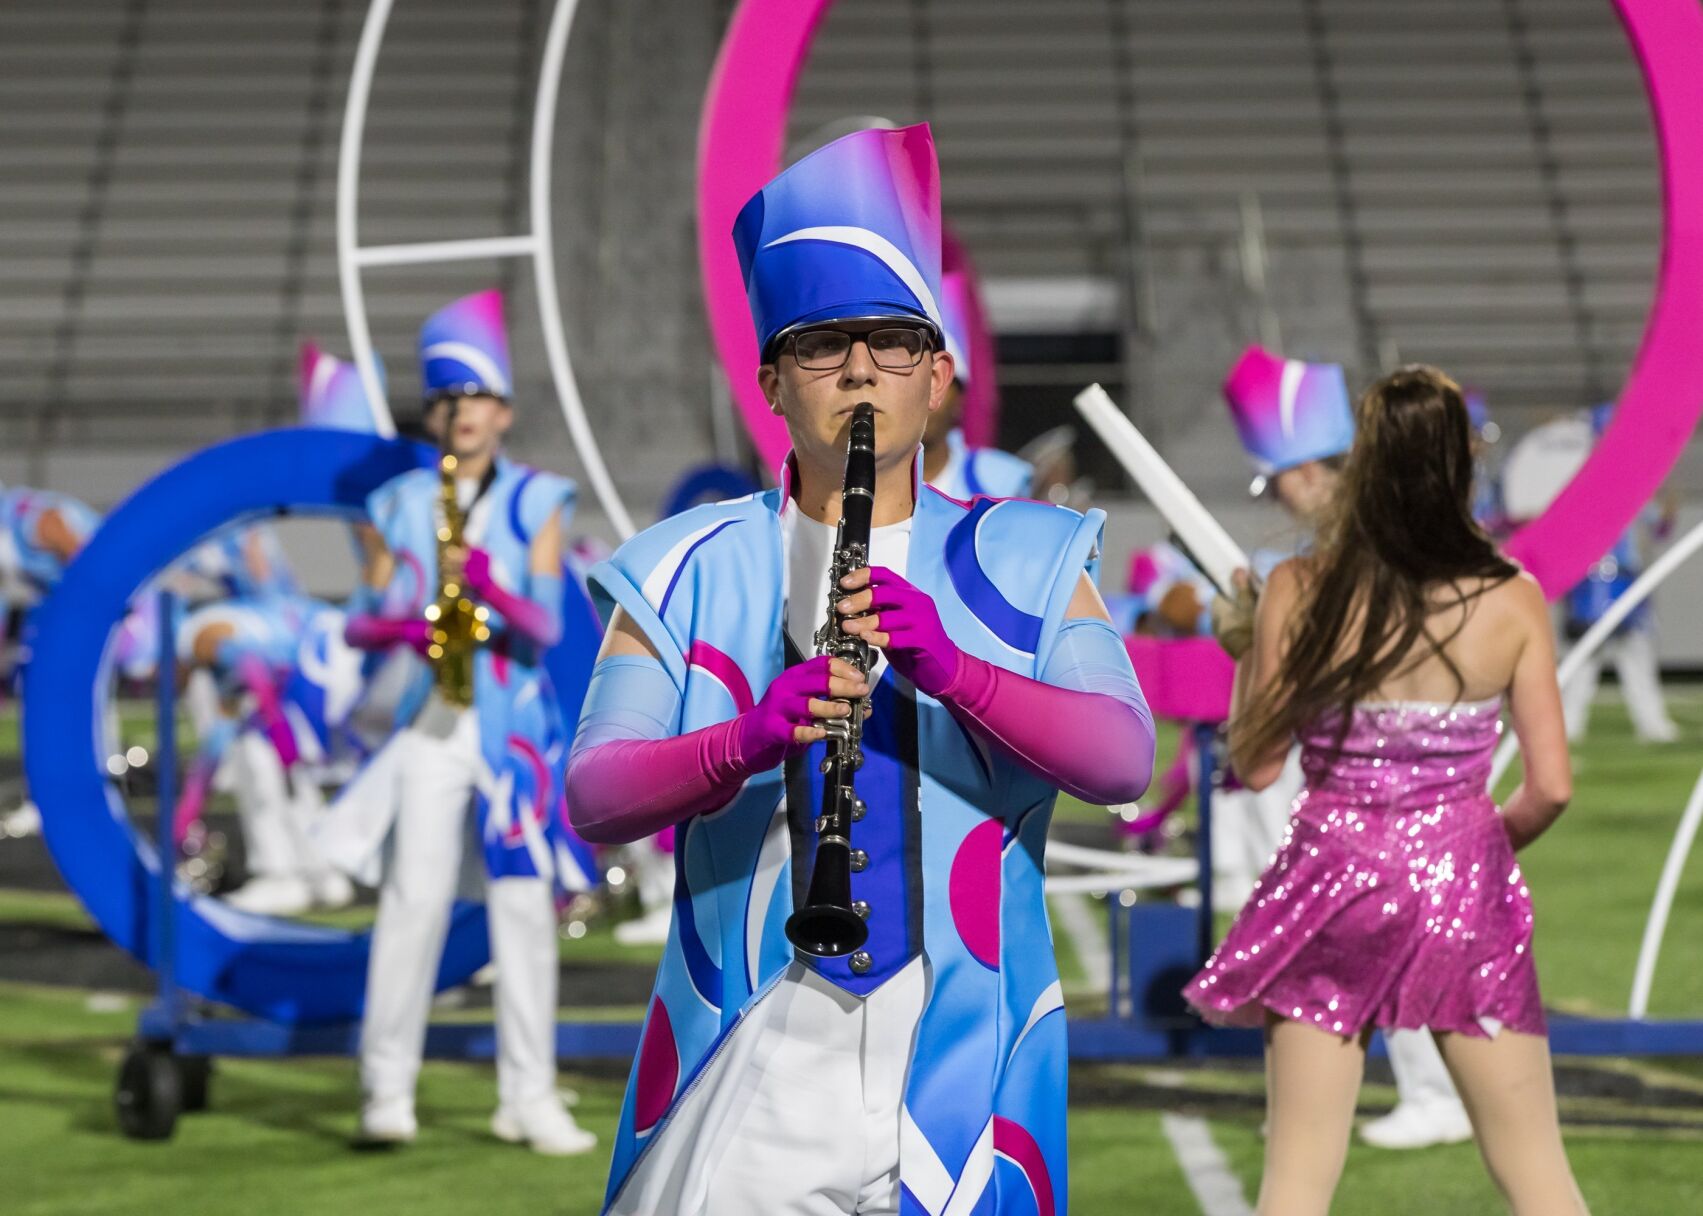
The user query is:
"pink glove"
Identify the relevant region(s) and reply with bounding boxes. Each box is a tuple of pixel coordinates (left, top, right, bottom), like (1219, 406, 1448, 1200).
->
(841, 566, 961, 696)
(172, 759, 215, 850)
(345, 614, 433, 657)
(236, 655, 299, 768)
(463, 547, 563, 648)
(566, 656, 841, 845)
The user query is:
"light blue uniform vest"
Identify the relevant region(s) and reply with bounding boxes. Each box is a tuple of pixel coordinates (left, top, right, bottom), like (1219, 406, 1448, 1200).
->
(932, 427, 1034, 502)
(368, 458, 595, 888)
(592, 465, 1101, 1215)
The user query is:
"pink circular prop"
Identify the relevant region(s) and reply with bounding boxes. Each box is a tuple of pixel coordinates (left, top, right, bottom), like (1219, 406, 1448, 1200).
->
(698, 0, 1703, 593)
(1503, 0, 1703, 597)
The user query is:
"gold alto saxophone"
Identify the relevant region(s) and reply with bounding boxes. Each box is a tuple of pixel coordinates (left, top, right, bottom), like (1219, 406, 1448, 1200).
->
(424, 424, 491, 707)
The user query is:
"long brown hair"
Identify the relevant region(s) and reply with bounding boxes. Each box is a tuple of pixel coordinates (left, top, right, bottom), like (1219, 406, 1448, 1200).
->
(1236, 365, 1518, 763)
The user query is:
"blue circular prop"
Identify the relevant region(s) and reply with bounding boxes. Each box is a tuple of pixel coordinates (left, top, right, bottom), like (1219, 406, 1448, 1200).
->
(23, 428, 497, 1026)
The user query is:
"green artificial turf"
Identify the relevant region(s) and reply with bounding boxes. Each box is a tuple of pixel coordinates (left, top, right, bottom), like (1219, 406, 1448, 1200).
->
(1, 691, 1701, 1213)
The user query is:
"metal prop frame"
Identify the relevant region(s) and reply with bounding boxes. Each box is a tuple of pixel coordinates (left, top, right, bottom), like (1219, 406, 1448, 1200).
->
(337, 0, 635, 539)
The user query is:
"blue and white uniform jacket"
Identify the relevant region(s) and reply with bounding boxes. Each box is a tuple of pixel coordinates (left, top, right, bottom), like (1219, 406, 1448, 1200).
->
(595, 467, 1101, 1216)
(931, 428, 1034, 503)
(325, 458, 595, 891)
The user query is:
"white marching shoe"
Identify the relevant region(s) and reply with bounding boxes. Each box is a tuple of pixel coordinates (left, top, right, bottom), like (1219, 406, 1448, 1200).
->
(1359, 1099, 1474, 1150)
(312, 869, 356, 911)
(224, 874, 315, 917)
(359, 1095, 418, 1145)
(614, 904, 673, 947)
(492, 1095, 598, 1156)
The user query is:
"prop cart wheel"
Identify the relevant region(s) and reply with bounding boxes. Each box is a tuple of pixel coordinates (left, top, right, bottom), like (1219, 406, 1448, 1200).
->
(178, 1055, 212, 1113)
(115, 1043, 183, 1141)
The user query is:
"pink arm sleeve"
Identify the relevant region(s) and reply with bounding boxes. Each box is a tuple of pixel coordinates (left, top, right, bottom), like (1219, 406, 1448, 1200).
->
(344, 614, 430, 654)
(565, 719, 750, 846)
(464, 550, 562, 648)
(936, 626, 1156, 805)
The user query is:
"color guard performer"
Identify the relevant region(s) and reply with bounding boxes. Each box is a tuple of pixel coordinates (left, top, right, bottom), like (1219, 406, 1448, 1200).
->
(1214, 345, 1473, 1152)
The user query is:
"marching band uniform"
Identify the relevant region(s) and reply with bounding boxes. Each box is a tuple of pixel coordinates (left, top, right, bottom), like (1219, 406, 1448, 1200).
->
(926, 272, 1032, 502)
(175, 590, 357, 915)
(333, 294, 596, 1153)
(1561, 405, 1678, 745)
(570, 124, 1154, 1216)
(1221, 345, 1471, 1151)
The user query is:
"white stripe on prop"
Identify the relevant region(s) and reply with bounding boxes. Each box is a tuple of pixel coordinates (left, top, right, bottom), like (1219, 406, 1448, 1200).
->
(1161, 1113, 1255, 1216)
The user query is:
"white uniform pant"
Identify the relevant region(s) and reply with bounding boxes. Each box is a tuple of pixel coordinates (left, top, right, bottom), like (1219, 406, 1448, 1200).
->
(230, 729, 330, 879)
(359, 705, 559, 1108)
(1211, 748, 1302, 912)
(1563, 629, 1677, 743)
(609, 959, 926, 1216)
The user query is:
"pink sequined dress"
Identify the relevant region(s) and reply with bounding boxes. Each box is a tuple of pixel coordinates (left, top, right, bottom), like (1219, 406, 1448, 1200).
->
(1185, 698, 1546, 1038)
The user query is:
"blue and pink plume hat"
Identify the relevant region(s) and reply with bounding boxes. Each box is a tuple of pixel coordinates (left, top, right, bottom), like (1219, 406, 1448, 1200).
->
(733, 123, 944, 361)
(298, 343, 384, 433)
(1222, 344, 1355, 494)
(419, 290, 513, 402)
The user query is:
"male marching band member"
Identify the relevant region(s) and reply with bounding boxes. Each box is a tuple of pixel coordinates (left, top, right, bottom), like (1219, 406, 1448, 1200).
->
(1213, 345, 1472, 1153)
(1561, 404, 1680, 745)
(569, 124, 1154, 1216)
(922, 270, 1033, 501)
(335, 292, 596, 1154)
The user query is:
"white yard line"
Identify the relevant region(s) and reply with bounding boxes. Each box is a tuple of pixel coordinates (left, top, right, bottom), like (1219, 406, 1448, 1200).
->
(1052, 892, 1112, 995)
(1161, 1113, 1256, 1216)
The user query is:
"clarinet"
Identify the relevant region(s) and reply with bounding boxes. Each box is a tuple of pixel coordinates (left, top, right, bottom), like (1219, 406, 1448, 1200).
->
(785, 401, 876, 958)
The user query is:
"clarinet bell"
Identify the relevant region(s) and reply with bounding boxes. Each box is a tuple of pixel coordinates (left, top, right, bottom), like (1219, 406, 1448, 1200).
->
(785, 903, 869, 958)
(784, 843, 868, 957)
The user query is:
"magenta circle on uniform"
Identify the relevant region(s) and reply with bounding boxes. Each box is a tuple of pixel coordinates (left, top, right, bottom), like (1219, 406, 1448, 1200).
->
(698, 0, 1703, 597)
(949, 818, 1003, 970)
(633, 996, 680, 1134)
(993, 1115, 1057, 1216)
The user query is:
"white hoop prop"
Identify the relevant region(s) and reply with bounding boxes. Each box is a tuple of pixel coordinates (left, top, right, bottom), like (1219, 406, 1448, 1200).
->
(336, 0, 635, 539)
(1629, 762, 1703, 1017)
(1044, 839, 1199, 895)
(1490, 515, 1703, 788)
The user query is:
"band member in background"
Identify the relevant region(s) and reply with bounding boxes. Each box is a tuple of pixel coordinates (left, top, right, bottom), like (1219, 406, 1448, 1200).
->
(1188, 366, 1586, 1216)
(922, 269, 1033, 500)
(568, 124, 1154, 1215)
(333, 291, 596, 1154)
(1214, 344, 1473, 1152)
(1561, 404, 1680, 745)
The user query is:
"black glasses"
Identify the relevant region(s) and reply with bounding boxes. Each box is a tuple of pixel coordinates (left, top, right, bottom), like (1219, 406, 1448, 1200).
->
(788, 326, 932, 371)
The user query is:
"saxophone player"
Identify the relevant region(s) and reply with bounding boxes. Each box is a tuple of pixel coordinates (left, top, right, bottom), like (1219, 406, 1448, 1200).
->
(338, 291, 596, 1155)
(568, 125, 1156, 1215)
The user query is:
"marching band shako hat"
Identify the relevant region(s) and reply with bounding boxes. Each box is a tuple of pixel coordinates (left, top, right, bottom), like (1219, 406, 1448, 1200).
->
(298, 342, 384, 433)
(418, 290, 513, 402)
(733, 123, 945, 362)
(939, 269, 973, 386)
(1222, 344, 1355, 494)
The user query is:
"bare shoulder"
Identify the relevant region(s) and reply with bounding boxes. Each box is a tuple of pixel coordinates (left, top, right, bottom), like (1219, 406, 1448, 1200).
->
(1481, 568, 1547, 621)
(1262, 555, 1313, 605)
